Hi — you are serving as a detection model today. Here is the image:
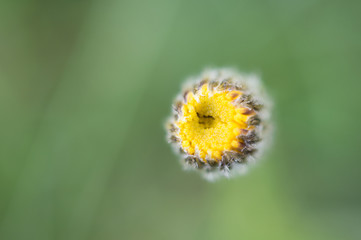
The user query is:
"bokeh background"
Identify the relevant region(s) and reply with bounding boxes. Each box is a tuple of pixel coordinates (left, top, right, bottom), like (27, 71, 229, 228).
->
(1, 0, 361, 239)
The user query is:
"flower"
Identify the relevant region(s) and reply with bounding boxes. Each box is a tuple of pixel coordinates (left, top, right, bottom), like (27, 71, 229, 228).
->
(166, 68, 272, 180)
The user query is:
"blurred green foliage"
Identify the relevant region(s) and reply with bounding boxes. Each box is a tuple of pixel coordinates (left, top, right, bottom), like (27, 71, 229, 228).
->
(1, 0, 361, 239)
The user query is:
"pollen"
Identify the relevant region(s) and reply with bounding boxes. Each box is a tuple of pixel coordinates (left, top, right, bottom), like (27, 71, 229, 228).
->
(177, 84, 254, 161)
(166, 68, 272, 180)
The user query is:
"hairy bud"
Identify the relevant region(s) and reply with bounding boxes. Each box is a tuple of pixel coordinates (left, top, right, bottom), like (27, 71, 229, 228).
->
(166, 68, 272, 181)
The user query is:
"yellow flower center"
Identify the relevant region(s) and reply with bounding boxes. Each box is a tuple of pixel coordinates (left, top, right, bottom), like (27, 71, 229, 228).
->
(176, 84, 254, 162)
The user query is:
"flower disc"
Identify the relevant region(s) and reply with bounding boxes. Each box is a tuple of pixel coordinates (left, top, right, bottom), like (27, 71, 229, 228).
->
(166, 68, 271, 180)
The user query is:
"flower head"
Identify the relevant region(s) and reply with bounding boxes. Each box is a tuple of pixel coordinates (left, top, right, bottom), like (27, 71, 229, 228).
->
(166, 68, 272, 180)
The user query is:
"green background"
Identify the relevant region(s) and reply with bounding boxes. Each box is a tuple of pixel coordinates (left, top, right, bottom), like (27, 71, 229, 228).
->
(1, 0, 361, 239)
